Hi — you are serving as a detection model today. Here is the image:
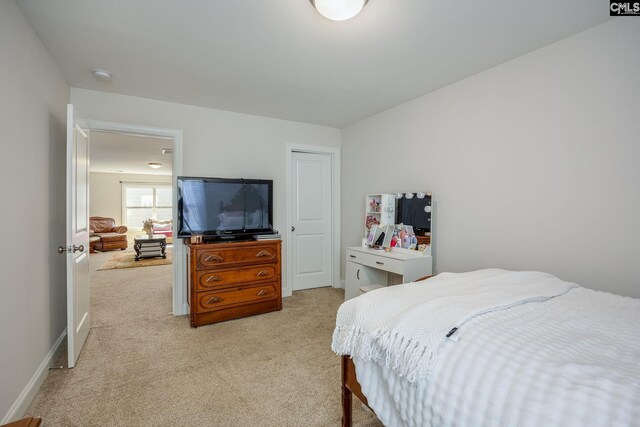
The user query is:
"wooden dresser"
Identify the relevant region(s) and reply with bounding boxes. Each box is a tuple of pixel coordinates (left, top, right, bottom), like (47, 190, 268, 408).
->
(416, 234, 431, 245)
(185, 240, 282, 327)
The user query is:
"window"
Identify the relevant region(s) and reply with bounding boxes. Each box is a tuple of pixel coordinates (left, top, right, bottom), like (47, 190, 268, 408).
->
(122, 183, 172, 229)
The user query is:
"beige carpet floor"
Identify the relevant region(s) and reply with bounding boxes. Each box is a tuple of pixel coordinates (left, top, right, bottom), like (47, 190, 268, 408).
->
(26, 250, 381, 426)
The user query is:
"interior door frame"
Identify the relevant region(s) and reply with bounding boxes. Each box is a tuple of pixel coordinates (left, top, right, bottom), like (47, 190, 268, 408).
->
(85, 119, 187, 316)
(285, 143, 341, 297)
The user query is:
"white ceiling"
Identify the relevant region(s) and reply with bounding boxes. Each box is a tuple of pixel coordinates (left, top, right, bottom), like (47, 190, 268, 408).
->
(18, 0, 609, 128)
(90, 132, 173, 176)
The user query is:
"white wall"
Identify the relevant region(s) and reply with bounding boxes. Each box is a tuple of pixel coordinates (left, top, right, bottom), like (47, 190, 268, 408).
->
(90, 172, 172, 225)
(342, 19, 640, 298)
(0, 1, 69, 421)
(71, 88, 341, 293)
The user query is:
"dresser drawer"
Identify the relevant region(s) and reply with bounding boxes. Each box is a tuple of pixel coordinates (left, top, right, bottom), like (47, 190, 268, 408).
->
(346, 251, 404, 275)
(196, 265, 278, 290)
(197, 283, 278, 312)
(197, 244, 278, 268)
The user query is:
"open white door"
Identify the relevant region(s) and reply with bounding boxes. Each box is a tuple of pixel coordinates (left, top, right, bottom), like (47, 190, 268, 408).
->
(64, 104, 91, 368)
(290, 152, 332, 291)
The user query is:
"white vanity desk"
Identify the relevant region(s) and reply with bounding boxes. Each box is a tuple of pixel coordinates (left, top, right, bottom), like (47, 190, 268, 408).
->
(344, 246, 433, 300)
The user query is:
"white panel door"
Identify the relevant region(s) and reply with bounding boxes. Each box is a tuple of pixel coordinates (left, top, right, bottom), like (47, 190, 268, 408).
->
(66, 104, 91, 368)
(291, 152, 332, 290)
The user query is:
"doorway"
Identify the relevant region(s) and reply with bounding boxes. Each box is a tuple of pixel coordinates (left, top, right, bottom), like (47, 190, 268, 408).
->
(86, 120, 185, 315)
(87, 131, 175, 320)
(285, 144, 341, 296)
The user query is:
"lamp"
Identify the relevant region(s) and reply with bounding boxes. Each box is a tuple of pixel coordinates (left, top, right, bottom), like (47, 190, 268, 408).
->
(148, 162, 162, 169)
(309, 0, 369, 21)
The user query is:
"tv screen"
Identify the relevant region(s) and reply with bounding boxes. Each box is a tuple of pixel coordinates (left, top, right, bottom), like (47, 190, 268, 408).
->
(177, 177, 273, 239)
(396, 193, 432, 233)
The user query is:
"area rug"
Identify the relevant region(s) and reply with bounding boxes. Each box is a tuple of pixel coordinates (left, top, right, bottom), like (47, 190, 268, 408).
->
(97, 249, 172, 271)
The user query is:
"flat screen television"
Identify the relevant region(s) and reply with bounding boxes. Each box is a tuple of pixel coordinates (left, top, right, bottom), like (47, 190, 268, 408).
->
(396, 193, 432, 234)
(177, 177, 273, 241)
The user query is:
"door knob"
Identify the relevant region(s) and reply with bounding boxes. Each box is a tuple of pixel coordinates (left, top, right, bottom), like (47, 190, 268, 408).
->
(60, 245, 84, 254)
(291, 226, 295, 232)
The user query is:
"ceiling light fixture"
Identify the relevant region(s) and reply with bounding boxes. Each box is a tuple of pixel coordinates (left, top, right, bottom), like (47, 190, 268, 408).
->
(162, 148, 173, 155)
(309, 0, 369, 21)
(92, 69, 112, 81)
(148, 162, 162, 169)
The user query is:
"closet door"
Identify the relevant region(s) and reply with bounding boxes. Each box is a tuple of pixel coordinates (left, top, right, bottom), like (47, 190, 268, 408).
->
(290, 151, 332, 291)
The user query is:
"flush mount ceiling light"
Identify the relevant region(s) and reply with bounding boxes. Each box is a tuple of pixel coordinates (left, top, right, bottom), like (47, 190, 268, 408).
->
(92, 68, 112, 81)
(148, 162, 162, 169)
(309, 0, 369, 21)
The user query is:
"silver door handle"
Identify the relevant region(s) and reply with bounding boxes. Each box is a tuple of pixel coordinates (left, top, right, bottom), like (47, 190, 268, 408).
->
(291, 226, 295, 232)
(58, 244, 84, 254)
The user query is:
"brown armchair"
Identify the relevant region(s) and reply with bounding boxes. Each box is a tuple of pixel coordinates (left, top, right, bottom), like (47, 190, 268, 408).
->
(90, 216, 128, 252)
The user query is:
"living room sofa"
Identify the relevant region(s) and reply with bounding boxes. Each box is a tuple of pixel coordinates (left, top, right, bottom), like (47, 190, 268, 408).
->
(90, 216, 128, 252)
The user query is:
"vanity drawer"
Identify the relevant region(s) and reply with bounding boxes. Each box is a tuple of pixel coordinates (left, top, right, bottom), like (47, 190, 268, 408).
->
(197, 243, 278, 268)
(197, 283, 278, 312)
(196, 265, 278, 290)
(346, 250, 404, 275)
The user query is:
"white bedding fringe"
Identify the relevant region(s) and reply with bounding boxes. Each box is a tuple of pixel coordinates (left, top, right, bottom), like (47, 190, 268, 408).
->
(332, 326, 439, 382)
(332, 269, 577, 383)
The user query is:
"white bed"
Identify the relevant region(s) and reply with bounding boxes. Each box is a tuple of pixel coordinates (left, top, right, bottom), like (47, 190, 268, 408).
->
(332, 269, 640, 427)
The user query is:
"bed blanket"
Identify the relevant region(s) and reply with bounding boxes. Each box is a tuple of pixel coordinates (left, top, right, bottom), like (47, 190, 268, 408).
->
(352, 286, 640, 427)
(332, 269, 576, 382)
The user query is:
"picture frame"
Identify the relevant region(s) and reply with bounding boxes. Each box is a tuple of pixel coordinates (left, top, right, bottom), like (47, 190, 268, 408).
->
(381, 225, 394, 249)
(366, 224, 378, 246)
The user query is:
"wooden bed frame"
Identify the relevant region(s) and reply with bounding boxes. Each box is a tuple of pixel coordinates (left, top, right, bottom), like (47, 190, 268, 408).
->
(341, 354, 371, 427)
(340, 275, 432, 426)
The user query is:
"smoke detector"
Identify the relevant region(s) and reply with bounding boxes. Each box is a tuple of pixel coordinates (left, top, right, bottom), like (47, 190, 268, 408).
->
(92, 69, 112, 81)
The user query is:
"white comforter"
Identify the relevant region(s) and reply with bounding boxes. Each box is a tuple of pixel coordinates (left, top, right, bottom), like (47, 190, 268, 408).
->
(334, 270, 640, 427)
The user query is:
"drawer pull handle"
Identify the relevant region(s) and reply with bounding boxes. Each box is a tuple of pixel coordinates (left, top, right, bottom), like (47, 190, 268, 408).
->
(376, 261, 384, 265)
(206, 276, 222, 283)
(205, 254, 223, 262)
(206, 296, 223, 304)
(349, 255, 356, 258)
(256, 251, 272, 258)
(256, 270, 270, 277)
(257, 289, 269, 296)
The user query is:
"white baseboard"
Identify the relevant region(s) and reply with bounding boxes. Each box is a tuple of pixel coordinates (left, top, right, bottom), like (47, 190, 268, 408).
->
(1, 329, 67, 424)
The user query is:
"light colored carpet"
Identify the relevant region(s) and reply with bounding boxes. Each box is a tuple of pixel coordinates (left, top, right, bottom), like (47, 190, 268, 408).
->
(26, 250, 381, 426)
(97, 249, 172, 270)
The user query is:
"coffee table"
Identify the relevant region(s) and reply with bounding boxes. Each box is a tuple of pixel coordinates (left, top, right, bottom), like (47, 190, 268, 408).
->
(134, 234, 167, 261)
